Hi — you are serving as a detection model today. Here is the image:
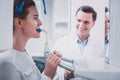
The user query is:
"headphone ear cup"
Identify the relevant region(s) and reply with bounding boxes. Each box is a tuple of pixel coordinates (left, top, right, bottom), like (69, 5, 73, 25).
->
(16, 0, 24, 14)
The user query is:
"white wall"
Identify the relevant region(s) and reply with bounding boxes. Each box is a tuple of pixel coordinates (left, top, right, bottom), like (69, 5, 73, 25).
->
(0, 0, 13, 52)
(110, 0, 120, 67)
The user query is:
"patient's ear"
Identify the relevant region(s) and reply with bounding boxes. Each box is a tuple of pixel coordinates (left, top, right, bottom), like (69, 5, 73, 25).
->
(13, 18, 23, 29)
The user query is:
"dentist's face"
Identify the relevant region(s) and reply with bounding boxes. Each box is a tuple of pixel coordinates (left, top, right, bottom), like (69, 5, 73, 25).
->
(21, 6, 42, 38)
(105, 12, 110, 39)
(75, 11, 95, 38)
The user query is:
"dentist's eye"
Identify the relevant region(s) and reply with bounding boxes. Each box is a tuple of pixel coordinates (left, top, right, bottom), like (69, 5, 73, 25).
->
(77, 19, 81, 22)
(108, 20, 110, 23)
(84, 21, 89, 24)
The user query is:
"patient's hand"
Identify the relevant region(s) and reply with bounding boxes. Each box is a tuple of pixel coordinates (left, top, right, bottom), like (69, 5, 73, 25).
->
(44, 50, 61, 79)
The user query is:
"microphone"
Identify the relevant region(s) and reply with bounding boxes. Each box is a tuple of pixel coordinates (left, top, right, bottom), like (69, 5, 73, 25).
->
(36, 28, 43, 33)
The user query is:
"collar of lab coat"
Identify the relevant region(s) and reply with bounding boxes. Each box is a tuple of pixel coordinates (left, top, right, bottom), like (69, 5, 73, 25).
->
(73, 33, 90, 45)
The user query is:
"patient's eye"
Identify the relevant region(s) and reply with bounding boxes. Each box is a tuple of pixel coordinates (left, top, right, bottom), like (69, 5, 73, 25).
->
(34, 16, 38, 19)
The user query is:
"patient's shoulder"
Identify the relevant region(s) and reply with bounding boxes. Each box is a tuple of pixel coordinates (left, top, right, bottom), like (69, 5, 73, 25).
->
(0, 49, 14, 63)
(0, 61, 20, 80)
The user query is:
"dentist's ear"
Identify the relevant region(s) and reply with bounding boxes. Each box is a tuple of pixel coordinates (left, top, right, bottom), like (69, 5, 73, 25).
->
(13, 18, 23, 29)
(92, 21, 96, 28)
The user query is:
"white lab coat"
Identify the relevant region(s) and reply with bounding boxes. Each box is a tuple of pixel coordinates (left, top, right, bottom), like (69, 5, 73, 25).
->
(0, 49, 51, 80)
(52, 33, 104, 80)
(52, 33, 104, 60)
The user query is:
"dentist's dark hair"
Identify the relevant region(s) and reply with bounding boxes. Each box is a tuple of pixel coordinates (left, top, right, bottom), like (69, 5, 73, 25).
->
(105, 7, 109, 13)
(75, 5, 97, 21)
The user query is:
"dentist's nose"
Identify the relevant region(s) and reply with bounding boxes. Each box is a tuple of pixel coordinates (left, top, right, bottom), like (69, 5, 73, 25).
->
(79, 22, 85, 28)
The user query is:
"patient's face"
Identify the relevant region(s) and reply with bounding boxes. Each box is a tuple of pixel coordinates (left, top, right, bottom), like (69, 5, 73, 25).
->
(21, 6, 42, 38)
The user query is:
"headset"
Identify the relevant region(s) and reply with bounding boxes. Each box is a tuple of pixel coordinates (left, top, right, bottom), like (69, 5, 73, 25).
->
(16, 0, 46, 14)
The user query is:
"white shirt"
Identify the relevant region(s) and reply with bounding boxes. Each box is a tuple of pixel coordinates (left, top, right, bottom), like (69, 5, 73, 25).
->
(0, 49, 51, 80)
(104, 38, 110, 64)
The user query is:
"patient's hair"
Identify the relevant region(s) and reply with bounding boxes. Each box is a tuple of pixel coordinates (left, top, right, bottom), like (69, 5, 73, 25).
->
(13, 0, 36, 30)
(14, 0, 36, 19)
